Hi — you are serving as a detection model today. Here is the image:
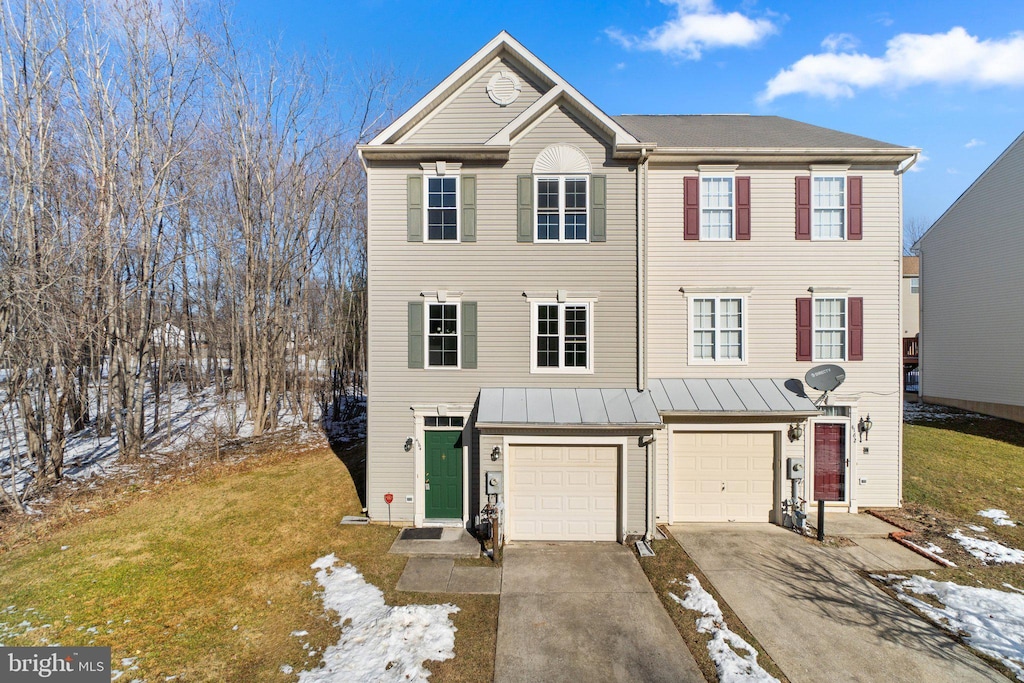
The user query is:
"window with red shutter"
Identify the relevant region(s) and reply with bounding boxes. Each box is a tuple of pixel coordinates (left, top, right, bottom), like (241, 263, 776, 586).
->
(847, 176, 863, 240)
(684, 176, 699, 240)
(796, 297, 812, 361)
(795, 176, 811, 240)
(736, 176, 751, 240)
(849, 296, 864, 360)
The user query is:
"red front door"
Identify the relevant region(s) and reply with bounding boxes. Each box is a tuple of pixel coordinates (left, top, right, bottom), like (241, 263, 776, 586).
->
(814, 423, 846, 502)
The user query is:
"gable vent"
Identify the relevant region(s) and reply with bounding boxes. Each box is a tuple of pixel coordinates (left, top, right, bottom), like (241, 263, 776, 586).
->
(533, 144, 592, 175)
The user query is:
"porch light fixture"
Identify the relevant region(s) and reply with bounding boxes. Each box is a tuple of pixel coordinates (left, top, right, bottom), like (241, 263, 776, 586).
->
(404, 437, 414, 452)
(788, 423, 804, 442)
(858, 415, 873, 442)
(490, 446, 501, 461)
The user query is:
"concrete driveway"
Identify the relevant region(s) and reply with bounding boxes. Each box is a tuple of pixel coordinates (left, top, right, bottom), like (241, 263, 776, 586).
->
(494, 543, 703, 683)
(672, 523, 997, 683)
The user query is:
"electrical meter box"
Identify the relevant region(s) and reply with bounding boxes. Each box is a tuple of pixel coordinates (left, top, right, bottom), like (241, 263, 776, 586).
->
(786, 457, 805, 480)
(485, 471, 503, 495)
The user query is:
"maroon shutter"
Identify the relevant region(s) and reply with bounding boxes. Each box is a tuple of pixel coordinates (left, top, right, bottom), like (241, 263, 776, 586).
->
(847, 175, 863, 240)
(849, 296, 864, 360)
(684, 176, 699, 240)
(736, 176, 751, 240)
(796, 297, 812, 361)
(795, 176, 811, 240)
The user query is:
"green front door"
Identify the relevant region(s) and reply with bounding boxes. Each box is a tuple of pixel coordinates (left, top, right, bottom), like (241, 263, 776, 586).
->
(424, 430, 463, 519)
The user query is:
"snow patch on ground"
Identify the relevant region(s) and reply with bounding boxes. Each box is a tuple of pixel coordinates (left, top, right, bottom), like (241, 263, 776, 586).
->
(669, 574, 779, 683)
(903, 400, 991, 422)
(968, 524, 988, 533)
(295, 554, 458, 682)
(979, 509, 1017, 526)
(950, 529, 1024, 564)
(885, 575, 1024, 681)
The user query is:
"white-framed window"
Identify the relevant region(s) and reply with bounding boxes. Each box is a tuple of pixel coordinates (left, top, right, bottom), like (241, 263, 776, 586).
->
(426, 302, 460, 368)
(689, 296, 745, 363)
(425, 174, 459, 241)
(531, 301, 592, 372)
(812, 175, 846, 240)
(814, 297, 846, 360)
(536, 176, 589, 242)
(910, 277, 919, 294)
(700, 175, 734, 240)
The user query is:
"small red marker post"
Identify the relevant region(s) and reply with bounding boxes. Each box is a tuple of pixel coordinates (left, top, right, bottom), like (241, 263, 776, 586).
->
(384, 493, 394, 527)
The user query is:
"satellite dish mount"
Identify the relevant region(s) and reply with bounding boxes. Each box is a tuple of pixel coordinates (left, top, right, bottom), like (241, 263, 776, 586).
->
(804, 364, 846, 406)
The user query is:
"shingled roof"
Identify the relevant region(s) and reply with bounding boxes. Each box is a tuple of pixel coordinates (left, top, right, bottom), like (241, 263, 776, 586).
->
(614, 114, 904, 150)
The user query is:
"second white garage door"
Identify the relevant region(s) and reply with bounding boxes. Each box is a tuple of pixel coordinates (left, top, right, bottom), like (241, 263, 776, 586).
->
(508, 445, 618, 541)
(672, 431, 775, 522)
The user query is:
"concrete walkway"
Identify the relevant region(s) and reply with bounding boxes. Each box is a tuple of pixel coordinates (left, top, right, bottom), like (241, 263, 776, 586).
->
(671, 522, 997, 683)
(494, 543, 704, 683)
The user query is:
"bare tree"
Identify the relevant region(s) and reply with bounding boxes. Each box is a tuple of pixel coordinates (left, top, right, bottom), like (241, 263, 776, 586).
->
(904, 215, 932, 256)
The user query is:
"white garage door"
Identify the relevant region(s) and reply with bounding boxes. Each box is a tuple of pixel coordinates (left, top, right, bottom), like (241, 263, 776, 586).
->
(672, 432, 775, 523)
(508, 445, 618, 541)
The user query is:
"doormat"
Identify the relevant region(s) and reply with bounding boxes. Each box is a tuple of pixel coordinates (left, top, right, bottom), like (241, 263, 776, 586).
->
(399, 528, 444, 540)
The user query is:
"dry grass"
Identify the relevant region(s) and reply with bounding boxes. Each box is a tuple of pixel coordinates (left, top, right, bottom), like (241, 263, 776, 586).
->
(0, 444, 496, 682)
(636, 530, 789, 683)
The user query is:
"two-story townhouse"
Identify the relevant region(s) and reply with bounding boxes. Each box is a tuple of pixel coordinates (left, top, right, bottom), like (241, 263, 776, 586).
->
(359, 32, 917, 542)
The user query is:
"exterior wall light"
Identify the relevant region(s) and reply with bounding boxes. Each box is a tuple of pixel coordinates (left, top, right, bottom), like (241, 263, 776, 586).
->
(490, 446, 501, 461)
(858, 415, 873, 441)
(404, 437, 414, 452)
(788, 423, 804, 442)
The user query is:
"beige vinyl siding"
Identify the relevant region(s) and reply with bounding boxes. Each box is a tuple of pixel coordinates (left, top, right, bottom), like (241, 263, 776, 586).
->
(403, 57, 545, 144)
(920, 134, 1024, 413)
(367, 105, 639, 523)
(646, 164, 903, 508)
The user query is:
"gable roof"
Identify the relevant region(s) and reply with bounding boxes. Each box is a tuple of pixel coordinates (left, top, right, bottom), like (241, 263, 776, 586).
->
(615, 115, 904, 151)
(919, 129, 1024, 247)
(366, 31, 639, 153)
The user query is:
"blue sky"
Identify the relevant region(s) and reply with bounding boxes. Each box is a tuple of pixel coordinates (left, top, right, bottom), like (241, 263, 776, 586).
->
(235, 0, 1024, 227)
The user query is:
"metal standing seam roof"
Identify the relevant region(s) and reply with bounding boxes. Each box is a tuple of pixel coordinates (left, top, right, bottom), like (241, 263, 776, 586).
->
(477, 387, 663, 426)
(648, 378, 818, 415)
(613, 114, 906, 150)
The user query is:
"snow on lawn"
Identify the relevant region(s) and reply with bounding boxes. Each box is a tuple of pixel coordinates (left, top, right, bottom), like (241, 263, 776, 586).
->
(669, 574, 779, 683)
(980, 509, 1017, 526)
(296, 554, 458, 682)
(903, 400, 991, 422)
(950, 529, 1024, 564)
(881, 574, 1024, 681)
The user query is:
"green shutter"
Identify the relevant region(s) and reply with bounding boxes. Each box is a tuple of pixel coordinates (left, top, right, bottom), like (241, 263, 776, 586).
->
(591, 175, 607, 242)
(408, 301, 423, 369)
(517, 175, 533, 243)
(461, 175, 476, 242)
(407, 175, 423, 242)
(461, 301, 477, 369)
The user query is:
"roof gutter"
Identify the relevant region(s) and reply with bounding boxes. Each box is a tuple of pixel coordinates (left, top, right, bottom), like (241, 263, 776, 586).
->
(475, 422, 663, 432)
(658, 410, 819, 419)
(895, 152, 920, 175)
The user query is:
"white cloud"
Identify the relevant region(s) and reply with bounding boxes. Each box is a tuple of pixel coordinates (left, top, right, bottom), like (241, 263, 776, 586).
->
(965, 138, 985, 148)
(761, 27, 1024, 101)
(607, 0, 777, 60)
(821, 33, 858, 53)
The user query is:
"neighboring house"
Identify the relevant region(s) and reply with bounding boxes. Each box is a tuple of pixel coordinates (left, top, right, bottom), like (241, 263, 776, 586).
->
(918, 131, 1024, 422)
(902, 256, 920, 390)
(359, 32, 916, 542)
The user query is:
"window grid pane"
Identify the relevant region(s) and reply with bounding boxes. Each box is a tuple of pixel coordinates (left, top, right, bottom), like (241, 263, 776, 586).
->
(536, 305, 560, 367)
(701, 177, 734, 239)
(812, 176, 845, 239)
(427, 177, 458, 241)
(563, 305, 587, 368)
(536, 176, 588, 242)
(428, 304, 458, 366)
(718, 298, 743, 360)
(693, 299, 716, 359)
(814, 298, 846, 360)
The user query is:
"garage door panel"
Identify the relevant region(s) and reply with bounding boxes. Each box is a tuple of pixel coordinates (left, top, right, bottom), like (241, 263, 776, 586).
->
(673, 431, 775, 523)
(509, 445, 618, 541)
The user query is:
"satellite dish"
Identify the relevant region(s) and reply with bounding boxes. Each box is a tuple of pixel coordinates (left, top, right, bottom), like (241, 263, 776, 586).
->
(805, 364, 846, 392)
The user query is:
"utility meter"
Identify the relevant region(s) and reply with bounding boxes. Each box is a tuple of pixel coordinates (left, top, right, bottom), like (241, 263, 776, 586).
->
(786, 457, 805, 480)
(485, 471, 503, 495)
